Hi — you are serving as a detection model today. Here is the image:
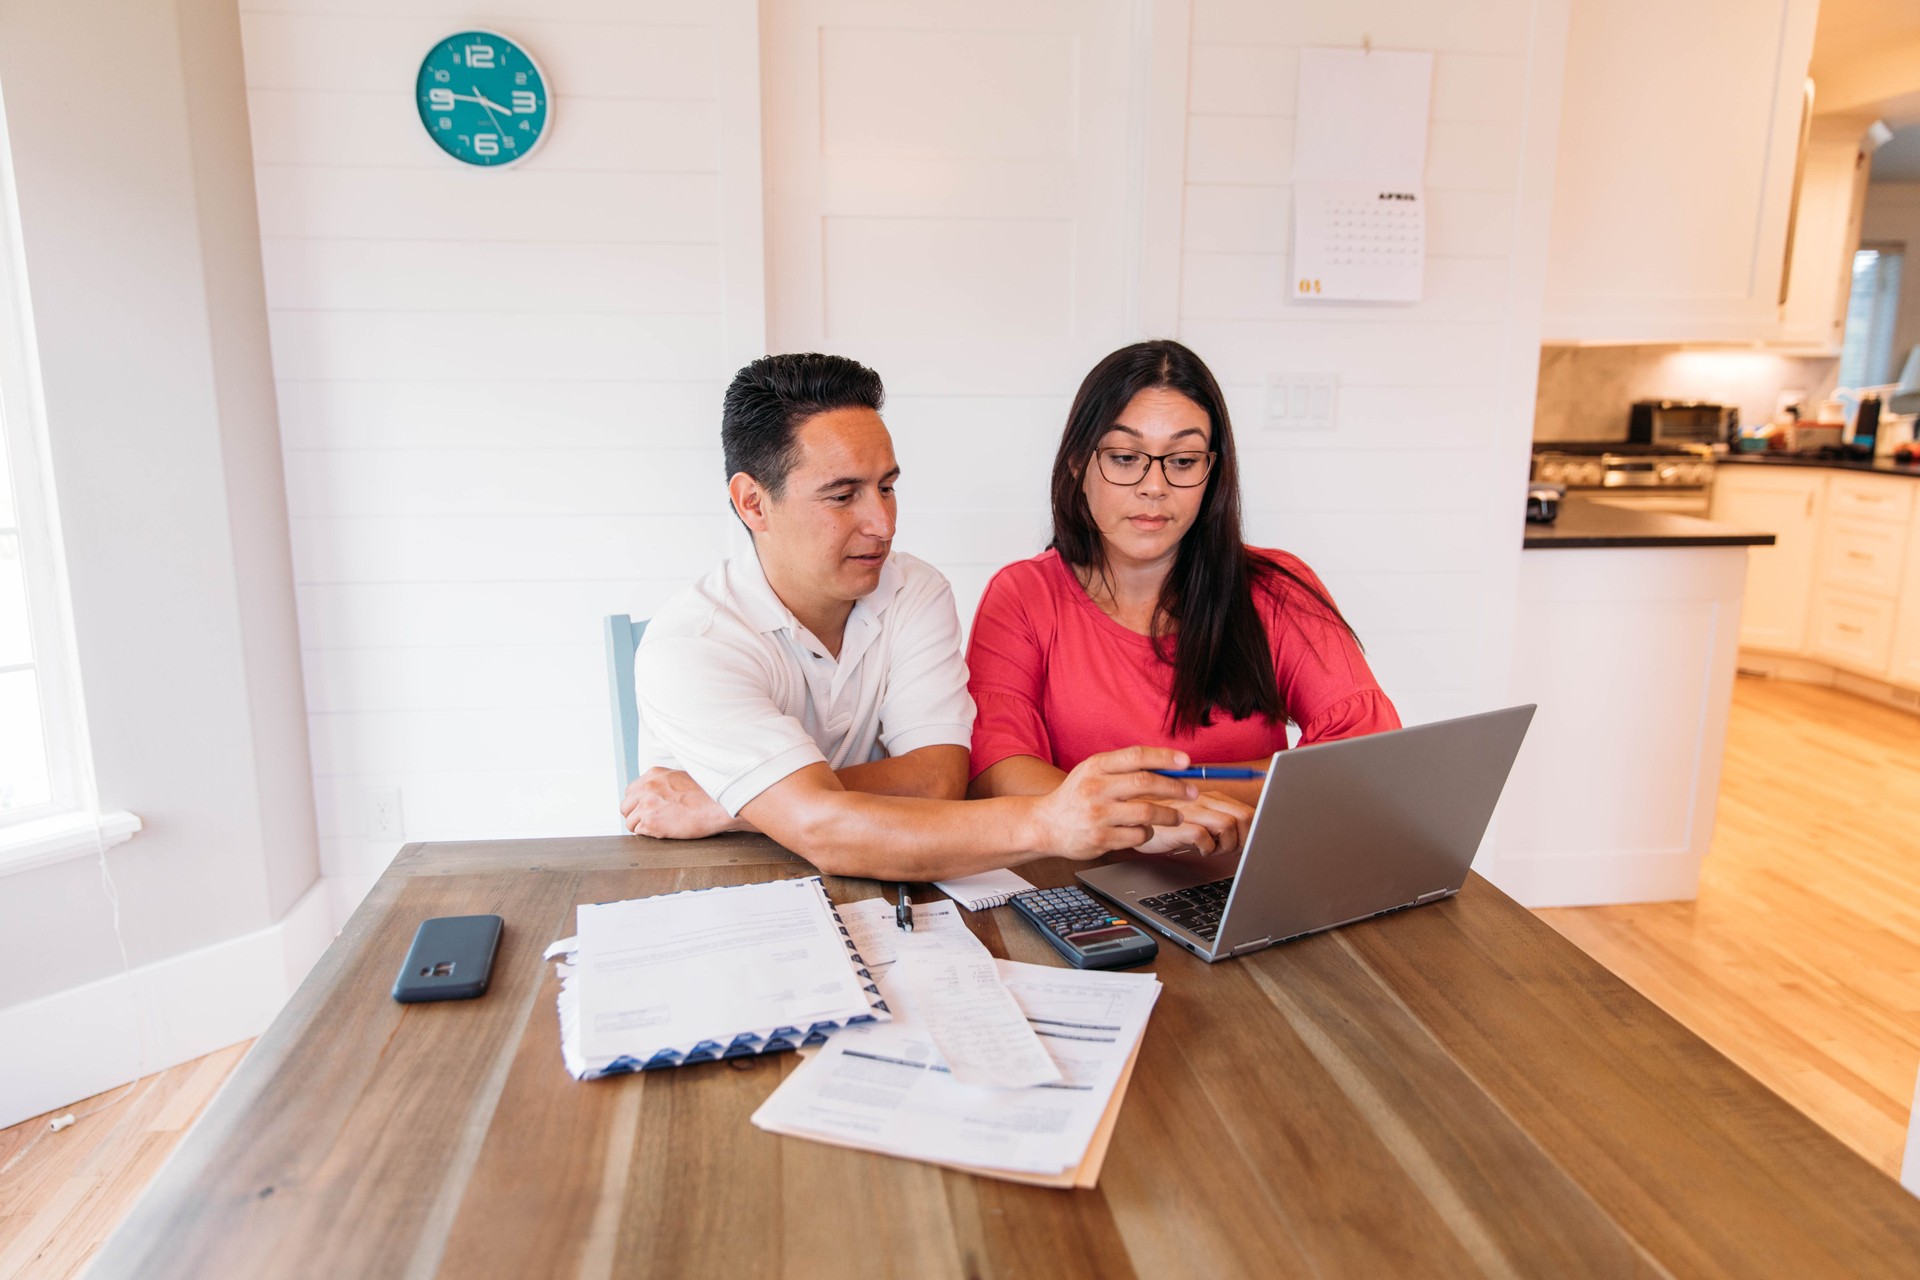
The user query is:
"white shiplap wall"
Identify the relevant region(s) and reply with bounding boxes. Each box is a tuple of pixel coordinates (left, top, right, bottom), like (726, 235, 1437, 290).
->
(244, 0, 1564, 915)
(1178, 0, 1559, 726)
(240, 0, 762, 913)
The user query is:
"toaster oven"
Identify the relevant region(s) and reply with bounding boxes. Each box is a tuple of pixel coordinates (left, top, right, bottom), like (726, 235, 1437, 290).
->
(1627, 400, 1735, 446)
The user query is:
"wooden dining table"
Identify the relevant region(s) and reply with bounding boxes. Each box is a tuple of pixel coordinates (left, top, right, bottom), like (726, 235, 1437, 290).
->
(88, 833, 1920, 1278)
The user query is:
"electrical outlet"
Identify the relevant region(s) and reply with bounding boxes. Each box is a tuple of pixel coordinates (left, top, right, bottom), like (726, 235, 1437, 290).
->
(367, 788, 404, 840)
(1265, 372, 1339, 430)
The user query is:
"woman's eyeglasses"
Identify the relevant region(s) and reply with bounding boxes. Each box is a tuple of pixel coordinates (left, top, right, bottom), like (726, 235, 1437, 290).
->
(1093, 448, 1216, 488)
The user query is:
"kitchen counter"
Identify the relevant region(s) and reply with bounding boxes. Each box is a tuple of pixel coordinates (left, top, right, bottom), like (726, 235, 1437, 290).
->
(1523, 498, 1776, 549)
(1495, 497, 1760, 907)
(1718, 453, 1920, 479)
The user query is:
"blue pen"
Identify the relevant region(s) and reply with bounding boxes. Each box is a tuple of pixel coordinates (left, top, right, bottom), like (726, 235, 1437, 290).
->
(1152, 766, 1267, 780)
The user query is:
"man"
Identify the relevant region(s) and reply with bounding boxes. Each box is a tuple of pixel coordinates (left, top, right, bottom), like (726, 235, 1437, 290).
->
(620, 352, 1241, 881)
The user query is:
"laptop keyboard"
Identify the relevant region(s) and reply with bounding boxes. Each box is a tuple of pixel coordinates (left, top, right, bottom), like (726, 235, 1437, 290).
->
(1138, 879, 1233, 942)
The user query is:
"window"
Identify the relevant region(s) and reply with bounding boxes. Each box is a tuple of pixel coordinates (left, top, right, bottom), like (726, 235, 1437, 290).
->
(1839, 244, 1904, 389)
(0, 137, 76, 828)
(0, 407, 55, 818)
(0, 89, 136, 869)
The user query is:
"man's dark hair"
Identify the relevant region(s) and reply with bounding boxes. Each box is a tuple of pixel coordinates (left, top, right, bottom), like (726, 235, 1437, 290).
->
(721, 353, 885, 496)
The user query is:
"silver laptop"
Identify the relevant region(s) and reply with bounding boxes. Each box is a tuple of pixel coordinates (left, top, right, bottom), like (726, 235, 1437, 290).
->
(1078, 705, 1535, 962)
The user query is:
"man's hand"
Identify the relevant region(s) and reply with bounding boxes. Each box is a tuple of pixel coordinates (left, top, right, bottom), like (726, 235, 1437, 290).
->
(620, 768, 741, 839)
(1031, 746, 1197, 861)
(1134, 790, 1256, 857)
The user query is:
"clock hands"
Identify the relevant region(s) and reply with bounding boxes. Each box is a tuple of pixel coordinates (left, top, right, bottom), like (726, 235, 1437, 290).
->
(468, 85, 512, 134)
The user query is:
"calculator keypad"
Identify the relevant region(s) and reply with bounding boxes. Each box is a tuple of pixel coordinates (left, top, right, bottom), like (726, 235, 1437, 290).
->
(1017, 887, 1130, 936)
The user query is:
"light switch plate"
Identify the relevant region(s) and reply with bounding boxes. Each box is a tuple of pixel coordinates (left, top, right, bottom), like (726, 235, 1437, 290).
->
(1265, 372, 1338, 430)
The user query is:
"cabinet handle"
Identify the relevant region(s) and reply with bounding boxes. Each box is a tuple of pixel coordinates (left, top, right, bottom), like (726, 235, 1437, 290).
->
(1846, 550, 1873, 561)
(1838, 623, 1865, 635)
(1806, 493, 1815, 517)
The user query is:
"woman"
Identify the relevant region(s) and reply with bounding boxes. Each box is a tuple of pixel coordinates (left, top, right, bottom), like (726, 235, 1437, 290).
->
(965, 340, 1399, 857)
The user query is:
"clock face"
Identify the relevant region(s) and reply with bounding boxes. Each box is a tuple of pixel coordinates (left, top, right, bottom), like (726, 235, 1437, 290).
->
(415, 31, 550, 167)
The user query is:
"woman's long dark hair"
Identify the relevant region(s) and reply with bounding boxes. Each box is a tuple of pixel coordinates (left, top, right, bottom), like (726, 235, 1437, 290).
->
(1049, 340, 1356, 735)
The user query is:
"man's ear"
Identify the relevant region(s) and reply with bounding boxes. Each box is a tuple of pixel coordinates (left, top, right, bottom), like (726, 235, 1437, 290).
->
(728, 472, 773, 534)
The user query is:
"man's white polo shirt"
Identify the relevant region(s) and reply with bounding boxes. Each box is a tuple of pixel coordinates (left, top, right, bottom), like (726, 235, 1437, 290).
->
(633, 548, 975, 816)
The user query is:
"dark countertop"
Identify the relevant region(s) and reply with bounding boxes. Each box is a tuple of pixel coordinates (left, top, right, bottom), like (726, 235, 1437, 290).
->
(1524, 498, 1777, 550)
(1718, 453, 1920, 479)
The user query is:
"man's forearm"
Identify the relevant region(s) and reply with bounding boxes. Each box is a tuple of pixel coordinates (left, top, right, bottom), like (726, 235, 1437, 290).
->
(754, 789, 1048, 881)
(738, 751, 1193, 881)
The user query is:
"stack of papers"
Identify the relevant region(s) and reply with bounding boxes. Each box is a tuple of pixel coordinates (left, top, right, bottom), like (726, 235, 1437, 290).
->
(752, 945, 1160, 1187)
(545, 880, 1163, 1189)
(544, 876, 888, 1079)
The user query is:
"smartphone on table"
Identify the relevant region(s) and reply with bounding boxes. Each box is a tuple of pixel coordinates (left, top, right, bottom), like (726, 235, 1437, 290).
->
(391, 914, 502, 1002)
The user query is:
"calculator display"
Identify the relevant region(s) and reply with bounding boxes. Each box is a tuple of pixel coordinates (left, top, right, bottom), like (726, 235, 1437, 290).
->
(1068, 925, 1140, 944)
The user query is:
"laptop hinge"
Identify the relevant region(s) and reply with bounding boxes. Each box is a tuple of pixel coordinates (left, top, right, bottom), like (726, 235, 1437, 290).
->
(1414, 888, 1452, 904)
(1230, 938, 1272, 955)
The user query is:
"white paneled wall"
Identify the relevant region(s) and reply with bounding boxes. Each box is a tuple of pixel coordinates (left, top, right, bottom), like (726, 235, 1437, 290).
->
(239, 0, 758, 909)
(1179, 0, 1558, 726)
(244, 0, 1564, 915)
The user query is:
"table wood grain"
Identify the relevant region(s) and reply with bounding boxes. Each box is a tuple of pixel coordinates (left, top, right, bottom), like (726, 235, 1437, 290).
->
(87, 835, 1920, 1278)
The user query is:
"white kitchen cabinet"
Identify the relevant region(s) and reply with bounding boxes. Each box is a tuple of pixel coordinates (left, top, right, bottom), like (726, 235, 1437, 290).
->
(1711, 467, 1824, 651)
(1890, 518, 1920, 689)
(1500, 545, 1749, 907)
(1809, 586, 1897, 674)
(1827, 472, 1914, 525)
(1543, 0, 1820, 343)
(1818, 517, 1908, 596)
(1777, 116, 1873, 350)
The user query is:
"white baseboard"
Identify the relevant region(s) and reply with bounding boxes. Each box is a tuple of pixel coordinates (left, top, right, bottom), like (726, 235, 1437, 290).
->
(0, 876, 339, 1131)
(1480, 850, 1704, 909)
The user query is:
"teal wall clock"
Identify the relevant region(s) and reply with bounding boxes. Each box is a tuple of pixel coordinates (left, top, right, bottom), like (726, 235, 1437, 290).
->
(415, 31, 551, 168)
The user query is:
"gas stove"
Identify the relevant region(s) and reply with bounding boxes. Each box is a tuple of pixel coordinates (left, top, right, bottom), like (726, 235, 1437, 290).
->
(1530, 441, 1716, 491)
(1530, 441, 1716, 515)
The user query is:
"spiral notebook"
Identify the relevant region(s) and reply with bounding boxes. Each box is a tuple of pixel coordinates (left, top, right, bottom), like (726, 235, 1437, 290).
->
(933, 868, 1035, 911)
(544, 876, 888, 1079)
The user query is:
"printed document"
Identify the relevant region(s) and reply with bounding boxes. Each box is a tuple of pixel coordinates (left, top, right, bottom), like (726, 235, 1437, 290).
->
(571, 877, 880, 1070)
(835, 896, 978, 970)
(752, 960, 1160, 1176)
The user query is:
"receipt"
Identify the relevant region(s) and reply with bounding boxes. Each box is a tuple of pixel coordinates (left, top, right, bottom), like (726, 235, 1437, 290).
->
(890, 943, 1062, 1089)
(834, 894, 1061, 1088)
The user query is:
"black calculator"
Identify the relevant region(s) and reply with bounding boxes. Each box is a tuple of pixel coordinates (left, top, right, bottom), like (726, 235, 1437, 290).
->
(1010, 886, 1158, 970)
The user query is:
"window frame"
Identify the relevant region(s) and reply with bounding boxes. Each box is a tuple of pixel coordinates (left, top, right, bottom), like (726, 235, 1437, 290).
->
(0, 91, 84, 834)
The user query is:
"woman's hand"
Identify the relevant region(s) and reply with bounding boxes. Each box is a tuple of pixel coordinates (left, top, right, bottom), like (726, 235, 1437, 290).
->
(1133, 790, 1255, 857)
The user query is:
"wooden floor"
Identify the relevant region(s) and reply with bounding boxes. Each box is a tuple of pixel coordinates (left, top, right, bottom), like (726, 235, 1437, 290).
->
(1541, 674, 1920, 1176)
(1, 673, 1916, 1274)
(0, 1042, 250, 1279)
